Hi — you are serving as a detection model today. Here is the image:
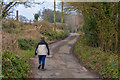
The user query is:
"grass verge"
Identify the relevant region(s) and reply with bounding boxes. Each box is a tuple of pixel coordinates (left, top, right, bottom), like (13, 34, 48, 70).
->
(2, 52, 31, 78)
(74, 35, 118, 78)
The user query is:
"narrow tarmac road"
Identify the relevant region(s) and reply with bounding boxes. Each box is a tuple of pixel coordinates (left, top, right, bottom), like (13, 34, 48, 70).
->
(30, 33, 100, 78)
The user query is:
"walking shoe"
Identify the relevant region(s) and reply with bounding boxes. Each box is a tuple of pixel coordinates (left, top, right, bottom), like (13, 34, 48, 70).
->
(38, 64, 41, 69)
(41, 68, 46, 71)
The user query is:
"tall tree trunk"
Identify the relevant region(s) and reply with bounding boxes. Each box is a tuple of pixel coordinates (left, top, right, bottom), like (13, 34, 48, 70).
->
(54, 0, 56, 31)
(61, 0, 63, 24)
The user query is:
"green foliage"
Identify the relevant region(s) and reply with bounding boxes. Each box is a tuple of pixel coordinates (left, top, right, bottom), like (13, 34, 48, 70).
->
(20, 49, 35, 58)
(2, 52, 31, 78)
(4, 29, 12, 33)
(67, 2, 119, 53)
(47, 30, 69, 41)
(0, 54, 2, 77)
(83, 16, 98, 47)
(18, 39, 36, 50)
(75, 36, 118, 78)
(34, 14, 39, 21)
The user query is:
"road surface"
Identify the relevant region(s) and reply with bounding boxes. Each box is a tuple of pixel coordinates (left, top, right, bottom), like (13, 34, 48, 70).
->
(30, 33, 100, 79)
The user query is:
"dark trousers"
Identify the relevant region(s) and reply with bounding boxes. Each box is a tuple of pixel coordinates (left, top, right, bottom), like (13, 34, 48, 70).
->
(38, 55, 46, 69)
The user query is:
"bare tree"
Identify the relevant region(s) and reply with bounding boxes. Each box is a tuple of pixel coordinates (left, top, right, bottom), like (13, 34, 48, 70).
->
(19, 15, 28, 22)
(1, 1, 43, 18)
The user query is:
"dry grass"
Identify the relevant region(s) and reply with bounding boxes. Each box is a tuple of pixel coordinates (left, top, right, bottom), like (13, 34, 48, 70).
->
(2, 19, 69, 52)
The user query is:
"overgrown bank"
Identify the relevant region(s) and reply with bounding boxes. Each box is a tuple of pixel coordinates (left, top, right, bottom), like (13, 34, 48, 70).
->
(74, 35, 118, 78)
(2, 19, 69, 78)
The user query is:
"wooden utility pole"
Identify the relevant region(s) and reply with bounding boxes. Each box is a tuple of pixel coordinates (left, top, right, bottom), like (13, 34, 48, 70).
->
(54, 0, 56, 31)
(16, 10, 18, 21)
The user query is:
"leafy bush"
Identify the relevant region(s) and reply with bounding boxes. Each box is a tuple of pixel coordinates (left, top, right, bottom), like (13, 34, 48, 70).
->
(83, 16, 98, 47)
(2, 52, 31, 78)
(18, 39, 36, 50)
(47, 30, 69, 41)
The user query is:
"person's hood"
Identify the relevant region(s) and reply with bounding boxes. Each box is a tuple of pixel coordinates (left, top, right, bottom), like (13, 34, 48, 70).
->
(40, 40, 45, 43)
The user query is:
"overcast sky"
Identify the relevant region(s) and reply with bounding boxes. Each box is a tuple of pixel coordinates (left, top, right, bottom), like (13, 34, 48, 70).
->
(8, 0, 62, 21)
(6, 0, 118, 21)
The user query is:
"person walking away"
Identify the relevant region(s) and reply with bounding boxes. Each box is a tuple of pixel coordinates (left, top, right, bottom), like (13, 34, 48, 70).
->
(35, 37, 50, 70)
